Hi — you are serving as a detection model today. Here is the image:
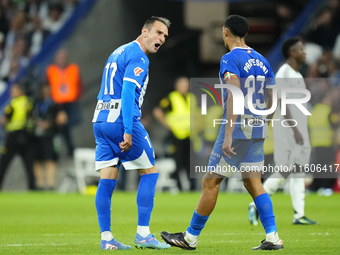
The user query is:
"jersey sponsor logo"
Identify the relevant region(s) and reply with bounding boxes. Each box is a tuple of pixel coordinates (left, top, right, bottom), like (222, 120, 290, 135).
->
(141, 58, 146, 64)
(134, 67, 144, 76)
(223, 60, 228, 65)
(96, 102, 120, 110)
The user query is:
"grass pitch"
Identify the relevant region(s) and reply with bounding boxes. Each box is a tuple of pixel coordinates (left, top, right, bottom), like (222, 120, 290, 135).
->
(0, 191, 339, 254)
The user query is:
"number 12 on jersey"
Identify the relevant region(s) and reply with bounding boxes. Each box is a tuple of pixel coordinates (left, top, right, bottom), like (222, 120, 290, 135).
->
(104, 62, 117, 95)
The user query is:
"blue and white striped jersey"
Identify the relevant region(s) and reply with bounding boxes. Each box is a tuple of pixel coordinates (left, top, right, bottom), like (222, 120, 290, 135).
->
(92, 41, 149, 123)
(219, 47, 276, 139)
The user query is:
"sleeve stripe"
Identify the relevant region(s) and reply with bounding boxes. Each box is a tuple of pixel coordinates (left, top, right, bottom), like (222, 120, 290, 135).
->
(223, 72, 239, 79)
(223, 71, 239, 83)
(123, 77, 141, 89)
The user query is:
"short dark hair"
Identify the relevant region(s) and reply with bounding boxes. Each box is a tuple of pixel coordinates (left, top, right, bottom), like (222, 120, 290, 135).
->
(144, 16, 171, 30)
(281, 37, 300, 60)
(224, 15, 249, 38)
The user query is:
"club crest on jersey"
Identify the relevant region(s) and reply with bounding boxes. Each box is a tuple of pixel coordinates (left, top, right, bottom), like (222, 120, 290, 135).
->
(247, 50, 251, 53)
(134, 67, 144, 76)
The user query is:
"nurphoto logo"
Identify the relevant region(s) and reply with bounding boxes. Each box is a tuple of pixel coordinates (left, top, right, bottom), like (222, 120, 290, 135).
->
(200, 84, 311, 116)
(195, 77, 312, 129)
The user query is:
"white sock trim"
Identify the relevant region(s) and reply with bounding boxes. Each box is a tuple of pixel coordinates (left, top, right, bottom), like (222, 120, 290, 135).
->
(101, 231, 113, 241)
(266, 231, 280, 243)
(184, 231, 198, 246)
(137, 225, 150, 238)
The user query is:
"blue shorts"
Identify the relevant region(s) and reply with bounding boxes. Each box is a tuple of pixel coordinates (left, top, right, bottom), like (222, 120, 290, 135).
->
(93, 121, 155, 171)
(208, 133, 264, 177)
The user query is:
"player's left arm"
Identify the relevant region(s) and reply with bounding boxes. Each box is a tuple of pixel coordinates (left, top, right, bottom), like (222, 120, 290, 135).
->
(119, 80, 136, 152)
(222, 71, 240, 159)
(284, 102, 303, 145)
(120, 54, 148, 152)
(265, 88, 278, 120)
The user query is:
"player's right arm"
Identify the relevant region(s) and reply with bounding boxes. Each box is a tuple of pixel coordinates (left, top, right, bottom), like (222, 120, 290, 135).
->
(284, 104, 303, 145)
(265, 88, 277, 120)
(275, 68, 303, 145)
(265, 62, 278, 121)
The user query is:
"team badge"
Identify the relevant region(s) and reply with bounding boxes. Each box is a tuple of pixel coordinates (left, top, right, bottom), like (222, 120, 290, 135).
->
(247, 50, 251, 53)
(134, 67, 144, 76)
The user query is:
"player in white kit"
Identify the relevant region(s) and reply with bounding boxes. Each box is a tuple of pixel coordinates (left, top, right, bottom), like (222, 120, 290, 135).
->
(248, 38, 317, 225)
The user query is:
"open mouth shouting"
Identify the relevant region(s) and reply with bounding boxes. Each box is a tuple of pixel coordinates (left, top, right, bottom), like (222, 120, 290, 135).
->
(154, 43, 161, 51)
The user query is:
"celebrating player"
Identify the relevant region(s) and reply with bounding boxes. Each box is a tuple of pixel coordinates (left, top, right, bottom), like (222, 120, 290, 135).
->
(92, 16, 171, 250)
(248, 38, 317, 226)
(161, 15, 283, 250)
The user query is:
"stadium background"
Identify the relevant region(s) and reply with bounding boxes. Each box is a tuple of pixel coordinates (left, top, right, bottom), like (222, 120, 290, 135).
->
(0, 1, 339, 254)
(2, 0, 339, 192)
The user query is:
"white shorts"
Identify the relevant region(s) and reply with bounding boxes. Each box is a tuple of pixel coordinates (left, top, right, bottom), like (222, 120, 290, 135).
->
(93, 122, 155, 171)
(274, 140, 311, 169)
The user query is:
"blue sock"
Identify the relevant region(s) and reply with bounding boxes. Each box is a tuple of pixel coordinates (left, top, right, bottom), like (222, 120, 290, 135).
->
(95, 179, 117, 233)
(254, 193, 277, 234)
(136, 173, 159, 226)
(186, 210, 209, 236)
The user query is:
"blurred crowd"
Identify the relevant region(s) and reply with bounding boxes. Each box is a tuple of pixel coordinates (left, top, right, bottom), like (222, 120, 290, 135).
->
(0, 47, 82, 191)
(298, 0, 340, 193)
(0, 1, 81, 191)
(0, 0, 79, 92)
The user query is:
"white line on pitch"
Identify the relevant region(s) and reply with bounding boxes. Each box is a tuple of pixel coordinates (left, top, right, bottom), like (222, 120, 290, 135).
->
(2, 244, 68, 247)
(43, 233, 97, 236)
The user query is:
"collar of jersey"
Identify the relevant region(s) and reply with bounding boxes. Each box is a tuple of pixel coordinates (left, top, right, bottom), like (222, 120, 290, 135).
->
(283, 63, 300, 74)
(232, 47, 252, 50)
(133, 40, 143, 51)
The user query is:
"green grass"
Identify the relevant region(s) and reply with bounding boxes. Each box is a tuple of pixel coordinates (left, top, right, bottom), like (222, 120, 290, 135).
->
(0, 192, 339, 254)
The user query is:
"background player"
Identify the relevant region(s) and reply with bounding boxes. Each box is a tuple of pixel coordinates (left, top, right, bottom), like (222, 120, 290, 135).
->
(161, 15, 283, 251)
(92, 16, 171, 250)
(248, 37, 317, 225)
